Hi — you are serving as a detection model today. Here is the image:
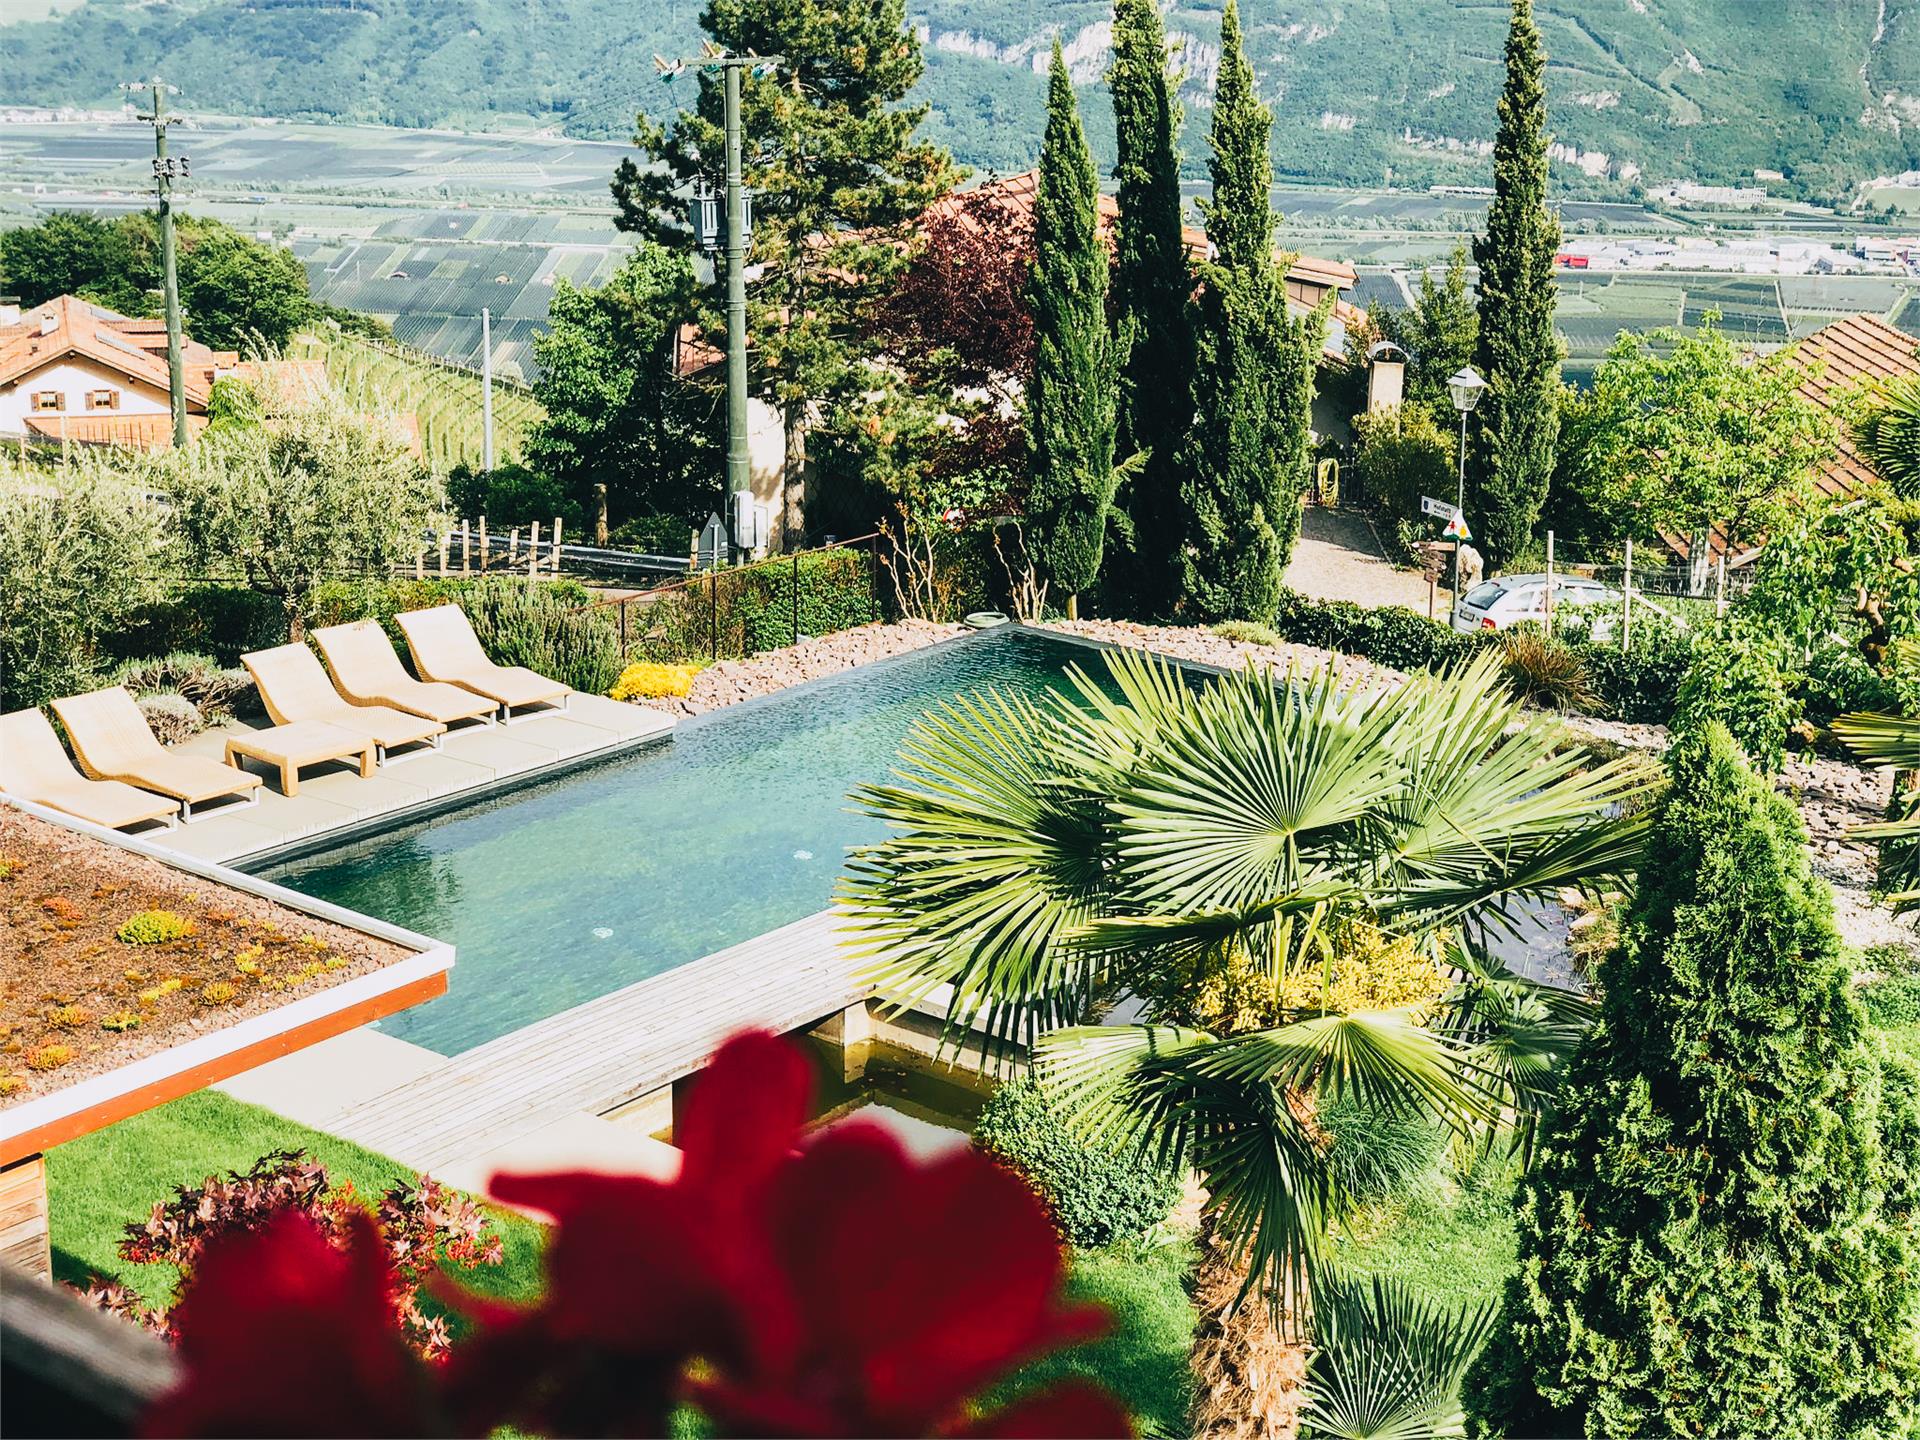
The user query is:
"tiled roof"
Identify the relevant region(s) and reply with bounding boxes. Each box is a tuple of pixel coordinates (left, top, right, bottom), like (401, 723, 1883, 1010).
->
(1663, 313, 1919, 567)
(0, 296, 233, 407)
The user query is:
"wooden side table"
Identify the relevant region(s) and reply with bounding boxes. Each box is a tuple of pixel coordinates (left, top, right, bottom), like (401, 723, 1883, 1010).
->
(224, 722, 376, 797)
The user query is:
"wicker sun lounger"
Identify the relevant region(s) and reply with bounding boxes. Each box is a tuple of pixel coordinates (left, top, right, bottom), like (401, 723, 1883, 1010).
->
(309, 621, 500, 728)
(395, 605, 571, 722)
(48, 687, 262, 822)
(0, 708, 180, 831)
(243, 643, 447, 764)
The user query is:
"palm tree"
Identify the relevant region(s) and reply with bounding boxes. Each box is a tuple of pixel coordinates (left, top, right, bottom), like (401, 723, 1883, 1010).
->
(1299, 1272, 1499, 1440)
(841, 649, 1652, 1304)
(1855, 375, 1920, 500)
(1835, 638, 1920, 916)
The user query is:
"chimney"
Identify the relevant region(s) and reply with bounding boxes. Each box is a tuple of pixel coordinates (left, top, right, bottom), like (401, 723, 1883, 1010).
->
(0, 297, 18, 326)
(40, 312, 58, 337)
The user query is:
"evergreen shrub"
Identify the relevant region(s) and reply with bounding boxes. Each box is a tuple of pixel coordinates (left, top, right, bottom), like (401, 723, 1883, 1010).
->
(974, 1075, 1183, 1248)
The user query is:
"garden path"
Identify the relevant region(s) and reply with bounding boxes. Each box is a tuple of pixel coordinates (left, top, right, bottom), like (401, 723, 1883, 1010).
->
(1285, 506, 1453, 614)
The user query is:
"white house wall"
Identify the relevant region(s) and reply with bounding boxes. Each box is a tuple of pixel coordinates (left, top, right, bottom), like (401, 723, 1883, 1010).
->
(0, 356, 173, 436)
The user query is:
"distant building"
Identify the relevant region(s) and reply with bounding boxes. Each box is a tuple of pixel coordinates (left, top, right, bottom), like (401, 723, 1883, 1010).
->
(0, 295, 417, 453)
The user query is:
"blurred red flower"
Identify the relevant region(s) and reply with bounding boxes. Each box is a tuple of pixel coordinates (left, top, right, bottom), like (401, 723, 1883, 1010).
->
(142, 1210, 438, 1438)
(141, 1031, 1130, 1439)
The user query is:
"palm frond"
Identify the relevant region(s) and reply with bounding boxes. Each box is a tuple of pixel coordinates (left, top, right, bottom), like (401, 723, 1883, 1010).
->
(1833, 703, 1920, 772)
(1301, 1272, 1500, 1440)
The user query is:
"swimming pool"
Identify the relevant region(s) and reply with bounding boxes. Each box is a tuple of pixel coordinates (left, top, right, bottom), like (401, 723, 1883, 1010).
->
(254, 627, 1115, 1055)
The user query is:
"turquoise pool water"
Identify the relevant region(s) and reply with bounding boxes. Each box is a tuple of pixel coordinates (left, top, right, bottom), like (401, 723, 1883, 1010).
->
(254, 628, 1113, 1055)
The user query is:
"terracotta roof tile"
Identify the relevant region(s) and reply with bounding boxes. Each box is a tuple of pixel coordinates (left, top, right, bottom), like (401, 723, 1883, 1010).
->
(0, 296, 225, 406)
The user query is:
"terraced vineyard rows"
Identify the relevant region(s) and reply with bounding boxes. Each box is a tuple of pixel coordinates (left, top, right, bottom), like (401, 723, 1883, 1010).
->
(293, 331, 544, 474)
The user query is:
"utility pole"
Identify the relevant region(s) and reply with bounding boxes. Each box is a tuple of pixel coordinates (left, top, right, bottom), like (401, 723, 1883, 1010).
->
(124, 76, 188, 448)
(657, 46, 780, 564)
(480, 305, 494, 472)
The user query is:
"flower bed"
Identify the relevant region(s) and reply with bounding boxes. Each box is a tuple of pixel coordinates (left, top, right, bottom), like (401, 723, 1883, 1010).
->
(0, 809, 410, 1103)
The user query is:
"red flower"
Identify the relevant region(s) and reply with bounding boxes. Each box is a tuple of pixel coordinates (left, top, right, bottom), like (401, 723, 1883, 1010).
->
(447, 1030, 1129, 1438)
(143, 1210, 438, 1438)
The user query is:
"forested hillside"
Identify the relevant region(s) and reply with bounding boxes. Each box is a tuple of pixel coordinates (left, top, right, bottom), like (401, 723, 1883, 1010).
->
(5, 0, 1918, 198)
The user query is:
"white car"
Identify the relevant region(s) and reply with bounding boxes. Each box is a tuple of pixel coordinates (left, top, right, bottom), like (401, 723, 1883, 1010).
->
(1451, 574, 1616, 634)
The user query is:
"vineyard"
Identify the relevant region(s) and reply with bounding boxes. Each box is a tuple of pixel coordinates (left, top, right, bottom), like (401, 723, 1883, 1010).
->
(292, 329, 544, 474)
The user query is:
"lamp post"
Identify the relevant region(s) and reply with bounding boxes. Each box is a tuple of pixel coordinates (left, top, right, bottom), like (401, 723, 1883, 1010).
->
(1446, 365, 1486, 600)
(657, 46, 780, 564)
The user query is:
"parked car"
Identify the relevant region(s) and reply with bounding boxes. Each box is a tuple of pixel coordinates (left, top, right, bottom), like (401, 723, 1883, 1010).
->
(1451, 573, 1682, 639)
(1451, 574, 1615, 634)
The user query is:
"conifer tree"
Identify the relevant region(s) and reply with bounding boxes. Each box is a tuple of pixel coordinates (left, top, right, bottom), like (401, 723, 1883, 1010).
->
(1108, 0, 1194, 618)
(613, 0, 956, 518)
(1466, 723, 1920, 1439)
(1025, 41, 1116, 615)
(1469, 0, 1561, 569)
(1174, 0, 1322, 622)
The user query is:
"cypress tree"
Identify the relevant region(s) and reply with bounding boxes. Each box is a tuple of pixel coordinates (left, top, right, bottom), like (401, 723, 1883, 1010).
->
(1109, 0, 1194, 619)
(1174, 0, 1322, 623)
(1026, 41, 1116, 615)
(1469, 0, 1561, 570)
(1466, 723, 1920, 1439)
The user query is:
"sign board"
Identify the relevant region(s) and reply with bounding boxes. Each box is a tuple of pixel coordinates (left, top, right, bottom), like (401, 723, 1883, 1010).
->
(1443, 512, 1473, 542)
(1420, 495, 1460, 520)
(697, 511, 728, 570)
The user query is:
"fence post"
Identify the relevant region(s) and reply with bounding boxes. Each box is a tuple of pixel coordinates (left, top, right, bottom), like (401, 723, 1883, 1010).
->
(1621, 537, 1633, 654)
(479, 517, 489, 573)
(437, 525, 449, 578)
(1544, 530, 1555, 631)
(528, 521, 541, 581)
(461, 520, 470, 575)
(1716, 551, 1728, 618)
(619, 596, 629, 656)
(792, 553, 801, 645)
(507, 527, 519, 568)
(869, 535, 879, 622)
(414, 544, 424, 581)
(709, 574, 719, 661)
(551, 517, 564, 577)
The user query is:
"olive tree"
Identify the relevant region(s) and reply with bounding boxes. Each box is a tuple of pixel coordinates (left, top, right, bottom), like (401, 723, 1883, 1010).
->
(167, 382, 442, 636)
(0, 455, 173, 708)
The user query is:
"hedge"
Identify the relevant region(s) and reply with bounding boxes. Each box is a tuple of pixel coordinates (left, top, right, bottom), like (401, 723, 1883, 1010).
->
(974, 1076, 1183, 1248)
(632, 547, 879, 663)
(1266, 588, 1695, 725)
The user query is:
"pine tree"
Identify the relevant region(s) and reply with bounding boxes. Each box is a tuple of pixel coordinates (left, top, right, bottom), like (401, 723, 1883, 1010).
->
(612, 0, 957, 526)
(1108, 0, 1194, 619)
(1469, 0, 1561, 569)
(1025, 42, 1117, 614)
(1466, 723, 1920, 1439)
(1174, 0, 1322, 623)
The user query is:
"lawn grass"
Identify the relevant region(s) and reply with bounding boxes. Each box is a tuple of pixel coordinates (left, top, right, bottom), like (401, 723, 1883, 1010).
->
(46, 1089, 546, 1310)
(1327, 1152, 1522, 1315)
(1008, 1237, 1197, 1436)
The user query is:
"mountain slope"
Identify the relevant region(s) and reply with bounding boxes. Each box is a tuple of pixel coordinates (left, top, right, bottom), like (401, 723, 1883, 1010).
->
(4, 0, 1917, 197)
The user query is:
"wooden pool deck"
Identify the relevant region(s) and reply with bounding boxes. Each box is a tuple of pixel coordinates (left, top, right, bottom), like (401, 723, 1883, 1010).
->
(316, 910, 874, 1178)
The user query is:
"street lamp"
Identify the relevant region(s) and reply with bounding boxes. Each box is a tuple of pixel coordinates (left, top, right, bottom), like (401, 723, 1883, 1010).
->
(1446, 365, 1486, 600)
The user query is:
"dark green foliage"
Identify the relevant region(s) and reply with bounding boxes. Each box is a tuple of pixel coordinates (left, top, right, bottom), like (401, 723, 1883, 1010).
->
(302, 575, 598, 656)
(446, 463, 578, 533)
(1025, 43, 1117, 605)
(1317, 1093, 1448, 1203)
(1108, 0, 1194, 620)
(0, 211, 315, 349)
(1376, 244, 1480, 419)
(1469, 0, 1561, 568)
(1467, 724, 1920, 1439)
(974, 1076, 1182, 1248)
(1861, 944, 1920, 1029)
(1269, 591, 1491, 673)
(1497, 626, 1595, 712)
(1174, 0, 1323, 623)
(635, 549, 878, 663)
(1574, 624, 1695, 724)
(525, 244, 713, 535)
(0, 210, 149, 315)
(113, 585, 288, 668)
(1672, 631, 1794, 772)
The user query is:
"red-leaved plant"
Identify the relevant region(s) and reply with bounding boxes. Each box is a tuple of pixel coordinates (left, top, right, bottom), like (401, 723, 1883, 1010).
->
(138, 1031, 1131, 1439)
(80, 1150, 503, 1358)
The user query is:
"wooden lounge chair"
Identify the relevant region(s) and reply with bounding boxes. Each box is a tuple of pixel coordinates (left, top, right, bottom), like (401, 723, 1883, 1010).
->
(309, 621, 500, 729)
(243, 643, 447, 765)
(223, 721, 376, 797)
(48, 687, 262, 822)
(395, 605, 572, 722)
(0, 708, 179, 832)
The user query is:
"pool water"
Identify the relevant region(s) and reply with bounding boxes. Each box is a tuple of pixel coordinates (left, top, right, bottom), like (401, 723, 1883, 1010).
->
(255, 628, 1115, 1055)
